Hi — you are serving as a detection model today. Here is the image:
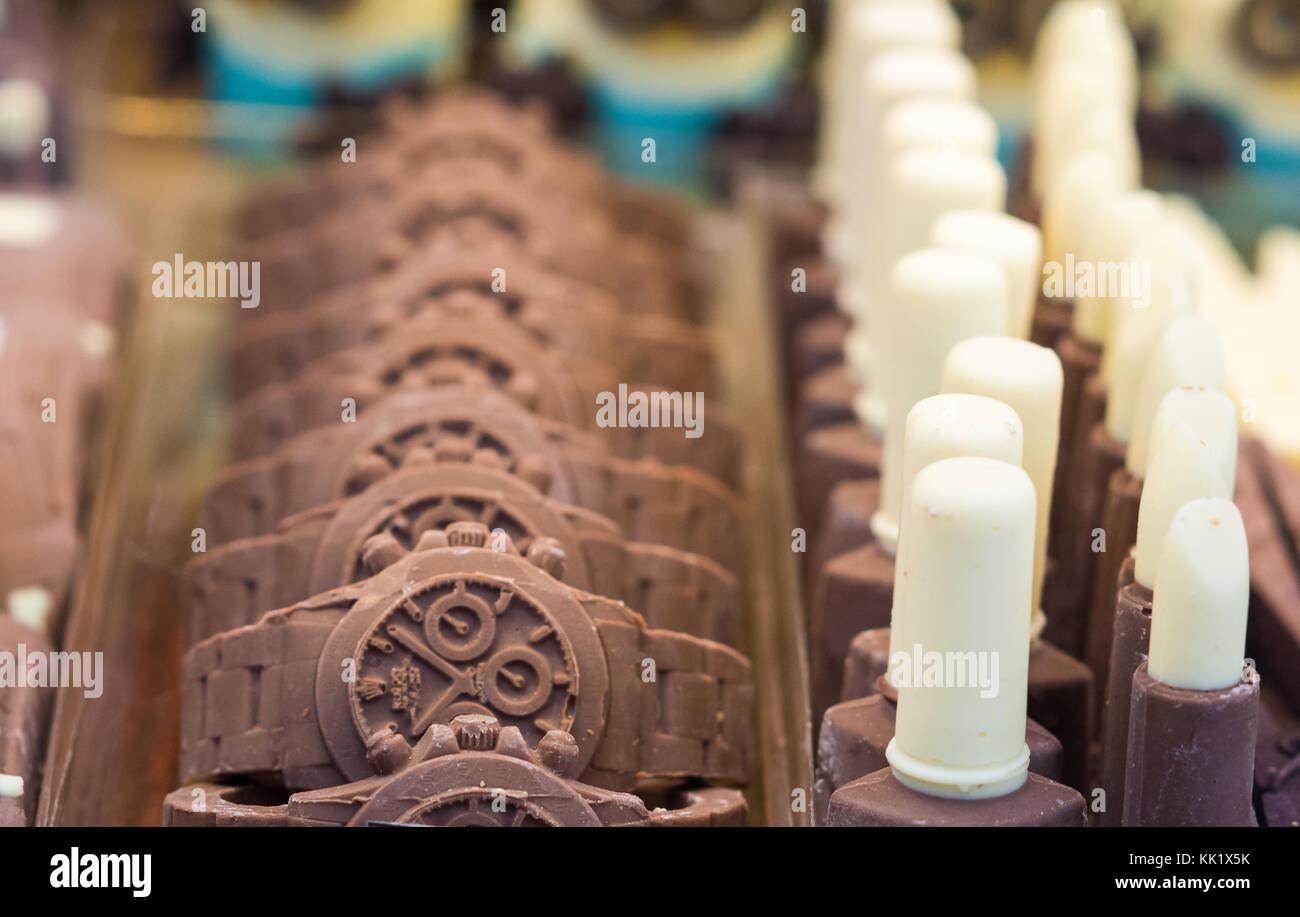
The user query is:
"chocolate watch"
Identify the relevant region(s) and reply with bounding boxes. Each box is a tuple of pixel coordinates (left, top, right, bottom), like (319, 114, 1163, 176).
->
(187, 462, 740, 647)
(252, 165, 691, 323)
(204, 385, 741, 565)
(227, 314, 741, 486)
(166, 715, 746, 827)
(228, 238, 713, 399)
(180, 531, 754, 792)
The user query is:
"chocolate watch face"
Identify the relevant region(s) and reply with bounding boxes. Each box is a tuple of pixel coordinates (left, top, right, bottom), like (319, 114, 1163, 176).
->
(317, 552, 609, 783)
(308, 465, 591, 593)
(352, 574, 579, 741)
(349, 755, 602, 827)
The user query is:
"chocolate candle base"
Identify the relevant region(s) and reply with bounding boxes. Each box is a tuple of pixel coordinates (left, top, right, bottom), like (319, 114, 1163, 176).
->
(1123, 662, 1260, 827)
(1098, 566, 1151, 826)
(1026, 640, 1093, 792)
(776, 256, 836, 379)
(1254, 704, 1300, 827)
(796, 422, 881, 540)
(1030, 295, 1073, 350)
(793, 362, 856, 445)
(1240, 439, 1300, 713)
(840, 627, 890, 703)
(827, 768, 1087, 827)
(1083, 467, 1143, 718)
(814, 681, 1067, 824)
(1043, 419, 1125, 657)
(792, 312, 850, 388)
(1050, 337, 1102, 545)
(808, 479, 879, 600)
(808, 541, 894, 721)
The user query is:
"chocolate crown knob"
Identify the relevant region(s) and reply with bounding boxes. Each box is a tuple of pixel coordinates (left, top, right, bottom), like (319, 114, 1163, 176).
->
(364, 725, 412, 775)
(471, 447, 509, 471)
(526, 537, 566, 580)
(451, 714, 500, 750)
(400, 445, 436, 467)
(413, 529, 449, 553)
(446, 521, 491, 548)
(361, 532, 406, 574)
(537, 730, 580, 778)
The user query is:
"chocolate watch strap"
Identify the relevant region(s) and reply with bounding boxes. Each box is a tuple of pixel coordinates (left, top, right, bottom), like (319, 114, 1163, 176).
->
(584, 602, 752, 787)
(179, 592, 752, 789)
(187, 516, 739, 648)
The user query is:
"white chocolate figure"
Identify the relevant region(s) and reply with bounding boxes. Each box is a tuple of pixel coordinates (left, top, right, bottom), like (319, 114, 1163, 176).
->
(930, 212, 1043, 341)
(941, 337, 1064, 641)
(1148, 498, 1250, 692)
(886, 457, 1038, 799)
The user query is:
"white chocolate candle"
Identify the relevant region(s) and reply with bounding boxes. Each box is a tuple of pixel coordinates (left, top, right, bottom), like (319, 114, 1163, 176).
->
(1134, 420, 1236, 590)
(1102, 231, 1200, 441)
(815, 0, 959, 205)
(835, 47, 977, 274)
(0, 79, 49, 156)
(886, 394, 1025, 689)
(1143, 387, 1238, 488)
(940, 337, 1063, 640)
(930, 211, 1042, 340)
(1073, 190, 1165, 347)
(847, 149, 1005, 433)
(1125, 316, 1227, 476)
(868, 249, 1009, 552)
(886, 456, 1037, 799)
(1041, 147, 1139, 310)
(1149, 498, 1250, 691)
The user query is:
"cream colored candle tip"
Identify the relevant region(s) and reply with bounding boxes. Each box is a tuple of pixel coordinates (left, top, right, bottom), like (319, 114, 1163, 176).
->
(887, 393, 1025, 685)
(869, 249, 1009, 552)
(940, 337, 1063, 634)
(887, 456, 1036, 800)
(1134, 420, 1236, 589)
(1125, 316, 1228, 476)
(1149, 498, 1249, 691)
(848, 148, 1005, 433)
(930, 211, 1042, 340)
(815, 0, 960, 202)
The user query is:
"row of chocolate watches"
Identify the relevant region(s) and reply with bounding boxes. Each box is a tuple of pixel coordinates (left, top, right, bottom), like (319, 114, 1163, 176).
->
(776, 0, 1299, 826)
(162, 90, 754, 827)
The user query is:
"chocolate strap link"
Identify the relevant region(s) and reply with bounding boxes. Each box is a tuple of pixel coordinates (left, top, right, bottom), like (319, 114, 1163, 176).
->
(587, 611, 752, 787)
(579, 533, 739, 646)
(187, 524, 739, 650)
(180, 614, 345, 790)
(180, 605, 753, 789)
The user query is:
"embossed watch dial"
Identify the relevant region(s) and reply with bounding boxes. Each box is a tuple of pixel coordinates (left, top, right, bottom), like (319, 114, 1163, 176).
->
(346, 418, 520, 494)
(343, 489, 542, 582)
(350, 574, 579, 749)
(391, 788, 564, 827)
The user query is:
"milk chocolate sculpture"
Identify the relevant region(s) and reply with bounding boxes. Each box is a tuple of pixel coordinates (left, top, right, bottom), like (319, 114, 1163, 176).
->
(167, 714, 747, 827)
(181, 525, 753, 793)
(186, 463, 740, 648)
(1124, 499, 1258, 827)
(204, 385, 741, 559)
(1097, 406, 1236, 825)
(827, 457, 1086, 826)
(940, 336, 1092, 790)
(807, 249, 1008, 715)
(816, 395, 1067, 820)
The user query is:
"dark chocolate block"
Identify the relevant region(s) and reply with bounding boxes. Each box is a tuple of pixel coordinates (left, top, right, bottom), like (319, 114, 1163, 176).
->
(827, 768, 1087, 827)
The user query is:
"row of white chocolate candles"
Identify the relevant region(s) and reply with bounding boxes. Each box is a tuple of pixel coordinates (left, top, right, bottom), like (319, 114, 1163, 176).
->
(810, 0, 1246, 800)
